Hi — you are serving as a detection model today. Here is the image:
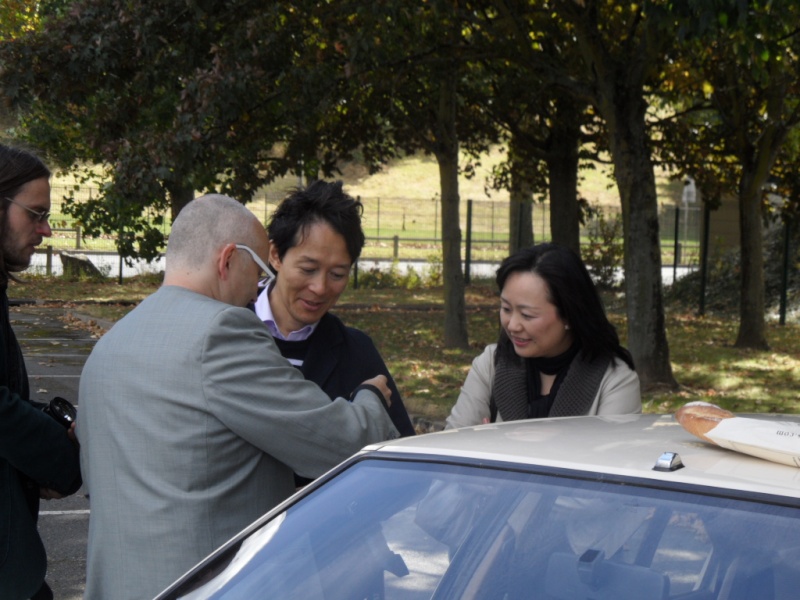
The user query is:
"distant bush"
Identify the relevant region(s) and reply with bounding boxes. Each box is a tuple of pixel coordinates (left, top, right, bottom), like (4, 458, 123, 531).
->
(666, 221, 800, 314)
(355, 253, 444, 290)
(581, 208, 624, 290)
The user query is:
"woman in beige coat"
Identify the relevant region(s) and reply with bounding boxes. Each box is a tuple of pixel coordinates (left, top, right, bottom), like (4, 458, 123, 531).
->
(446, 243, 640, 429)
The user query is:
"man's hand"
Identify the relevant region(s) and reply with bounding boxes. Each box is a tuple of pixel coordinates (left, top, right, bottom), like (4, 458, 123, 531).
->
(39, 424, 80, 500)
(40, 488, 65, 500)
(362, 374, 392, 408)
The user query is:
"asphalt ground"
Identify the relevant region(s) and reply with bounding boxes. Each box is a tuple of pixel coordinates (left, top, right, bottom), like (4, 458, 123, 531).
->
(10, 302, 93, 600)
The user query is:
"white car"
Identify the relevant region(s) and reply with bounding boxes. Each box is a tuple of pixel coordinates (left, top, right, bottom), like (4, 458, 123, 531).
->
(156, 414, 800, 599)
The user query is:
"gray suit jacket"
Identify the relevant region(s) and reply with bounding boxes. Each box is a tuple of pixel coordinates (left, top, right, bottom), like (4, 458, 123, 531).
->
(77, 286, 399, 599)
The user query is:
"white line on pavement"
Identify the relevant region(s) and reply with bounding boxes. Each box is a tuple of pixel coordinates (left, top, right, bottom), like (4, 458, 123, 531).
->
(40, 510, 90, 516)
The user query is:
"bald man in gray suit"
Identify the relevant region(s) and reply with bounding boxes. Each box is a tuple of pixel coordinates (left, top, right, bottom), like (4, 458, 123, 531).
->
(77, 195, 399, 600)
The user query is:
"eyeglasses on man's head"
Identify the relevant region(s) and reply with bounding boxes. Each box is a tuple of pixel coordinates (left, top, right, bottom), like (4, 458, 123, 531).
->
(235, 244, 273, 284)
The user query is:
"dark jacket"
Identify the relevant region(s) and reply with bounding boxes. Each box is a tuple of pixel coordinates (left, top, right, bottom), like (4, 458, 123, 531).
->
(0, 288, 82, 599)
(295, 312, 415, 437)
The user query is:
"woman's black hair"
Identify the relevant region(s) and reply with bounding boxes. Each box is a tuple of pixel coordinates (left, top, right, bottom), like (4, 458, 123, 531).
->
(495, 243, 634, 370)
(267, 180, 364, 265)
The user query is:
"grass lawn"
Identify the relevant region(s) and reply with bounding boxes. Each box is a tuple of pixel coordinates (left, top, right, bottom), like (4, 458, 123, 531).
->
(10, 274, 800, 423)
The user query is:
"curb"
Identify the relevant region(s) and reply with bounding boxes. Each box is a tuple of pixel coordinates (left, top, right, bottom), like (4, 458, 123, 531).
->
(8, 298, 37, 306)
(64, 309, 116, 332)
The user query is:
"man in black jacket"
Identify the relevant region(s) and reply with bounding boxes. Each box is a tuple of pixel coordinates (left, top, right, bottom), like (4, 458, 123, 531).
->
(253, 181, 415, 485)
(0, 145, 82, 600)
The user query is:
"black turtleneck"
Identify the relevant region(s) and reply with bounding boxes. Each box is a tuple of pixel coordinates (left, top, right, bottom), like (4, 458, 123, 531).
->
(526, 342, 580, 418)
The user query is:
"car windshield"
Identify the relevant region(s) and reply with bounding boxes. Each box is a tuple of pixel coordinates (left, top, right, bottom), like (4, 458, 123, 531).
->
(167, 458, 800, 600)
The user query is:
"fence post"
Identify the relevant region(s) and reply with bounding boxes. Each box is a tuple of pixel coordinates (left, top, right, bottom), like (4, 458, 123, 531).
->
(76, 226, 82, 249)
(491, 202, 495, 243)
(434, 199, 439, 242)
(465, 199, 473, 285)
(699, 203, 711, 316)
(377, 197, 381, 238)
(46, 245, 52, 276)
(673, 206, 680, 283)
(393, 235, 399, 260)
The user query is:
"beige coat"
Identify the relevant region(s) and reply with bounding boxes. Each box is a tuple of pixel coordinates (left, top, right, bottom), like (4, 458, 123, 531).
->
(445, 344, 641, 429)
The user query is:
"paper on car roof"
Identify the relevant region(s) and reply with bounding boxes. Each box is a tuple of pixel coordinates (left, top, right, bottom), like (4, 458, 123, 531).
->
(706, 417, 800, 468)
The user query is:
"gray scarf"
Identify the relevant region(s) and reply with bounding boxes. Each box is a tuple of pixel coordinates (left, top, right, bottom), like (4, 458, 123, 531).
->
(491, 350, 610, 421)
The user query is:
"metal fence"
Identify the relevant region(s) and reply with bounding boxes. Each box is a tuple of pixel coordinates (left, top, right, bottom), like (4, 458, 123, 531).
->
(42, 183, 702, 276)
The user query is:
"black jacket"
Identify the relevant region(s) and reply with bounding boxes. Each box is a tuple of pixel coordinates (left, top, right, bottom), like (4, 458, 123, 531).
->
(0, 288, 81, 599)
(292, 312, 415, 437)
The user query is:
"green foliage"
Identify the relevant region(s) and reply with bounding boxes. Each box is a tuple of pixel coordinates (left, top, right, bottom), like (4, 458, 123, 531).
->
(356, 263, 407, 290)
(0, 0, 41, 40)
(425, 253, 443, 287)
(580, 207, 624, 290)
(0, 0, 365, 259)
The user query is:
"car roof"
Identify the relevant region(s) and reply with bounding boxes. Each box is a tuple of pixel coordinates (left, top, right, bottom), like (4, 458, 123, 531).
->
(363, 414, 800, 499)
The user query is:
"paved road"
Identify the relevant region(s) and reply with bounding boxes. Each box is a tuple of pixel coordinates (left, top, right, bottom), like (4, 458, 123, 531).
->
(10, 302, 93, 600)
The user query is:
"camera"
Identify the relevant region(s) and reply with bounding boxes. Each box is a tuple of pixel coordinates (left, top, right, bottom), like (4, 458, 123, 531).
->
(42, 396, 77, 429)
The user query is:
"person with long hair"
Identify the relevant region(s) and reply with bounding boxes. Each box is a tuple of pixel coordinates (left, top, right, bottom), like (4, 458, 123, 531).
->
(446, 243, 640, 428)
(0, 144, 82, 599)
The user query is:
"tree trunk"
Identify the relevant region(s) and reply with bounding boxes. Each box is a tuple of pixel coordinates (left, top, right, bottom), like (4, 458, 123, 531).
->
(563, 1, 677, 390)
(547, 104, 582, 254)
(729, 98, 789, 349)
(435, 72, 469, 349)
(168, 181, 196, 222)
(508, 134, 534, 253)
(603, 95, 677, 390)
(734, 170, 770, 349)
(508, 190, 534, 253)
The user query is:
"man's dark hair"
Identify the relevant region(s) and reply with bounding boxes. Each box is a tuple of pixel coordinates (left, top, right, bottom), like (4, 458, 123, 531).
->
(0, 144, 50, 282)
(495, 243, 634, 370)
(268, 180, 365, 264)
